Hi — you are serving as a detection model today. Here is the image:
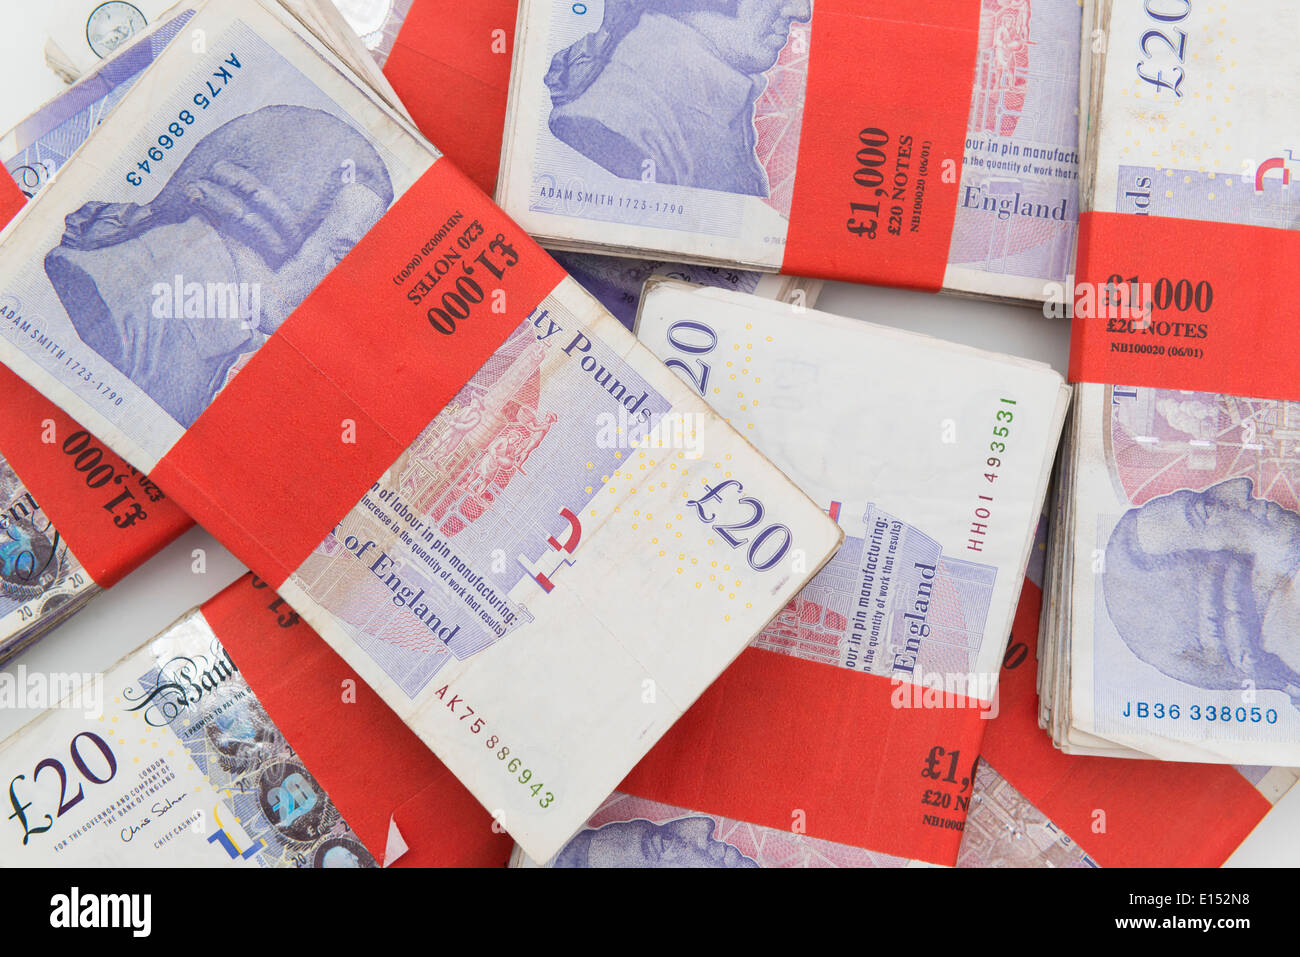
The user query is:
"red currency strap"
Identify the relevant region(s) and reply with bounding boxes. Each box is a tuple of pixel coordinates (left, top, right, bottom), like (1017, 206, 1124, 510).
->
(981, 577, 1272, 868)
(0, 364, 192, 587)
(150, 157, 566, 588)
(783, 0, 979, 290)
(1070, 211, 1300, 402)
(384, 0, 518, 195)
(201, 573, 510, 867)
(622, 647, 989, 866)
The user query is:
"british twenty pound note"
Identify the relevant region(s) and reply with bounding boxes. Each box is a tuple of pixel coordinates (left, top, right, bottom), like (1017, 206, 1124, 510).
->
(1062, 1, 1300, 764)
(637, 281, 1071, 695)
(962, 503, 1300, 865)
(5, 5, 402, 659)
(513, 792, 914, 868)
(0, 10, 196, 661)
(13, 3, 401, 200)
(498, 0, 1080, 301)
(0, 0, 840, 863)
(498, 0, 822, 269)
(1065, 383, 1300, 764)
(0, 608, 376, 866)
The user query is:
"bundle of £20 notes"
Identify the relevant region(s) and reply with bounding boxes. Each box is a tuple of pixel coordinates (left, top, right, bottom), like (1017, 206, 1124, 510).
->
(498, 0, 1083, 303)
(1044, 0, 1300, 765)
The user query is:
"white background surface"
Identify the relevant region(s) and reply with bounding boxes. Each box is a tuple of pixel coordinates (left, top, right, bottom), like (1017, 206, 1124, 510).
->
(0, 0, 1292, 867)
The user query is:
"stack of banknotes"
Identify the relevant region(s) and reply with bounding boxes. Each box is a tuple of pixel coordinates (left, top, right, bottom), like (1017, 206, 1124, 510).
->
(0, 598, 381, 867)
(0, 363, 193, 664)
(1041, 0, 1300, 764)
(497, 0, 1083, 303)
(0, 11, 204, 665)
(343, 0, 827, 315)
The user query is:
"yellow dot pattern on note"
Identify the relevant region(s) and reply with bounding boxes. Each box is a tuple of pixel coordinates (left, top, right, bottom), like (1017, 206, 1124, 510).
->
(1121, 6, 1238, 176)
(617, 459, 747, 619)
(590, 324, 768, 622)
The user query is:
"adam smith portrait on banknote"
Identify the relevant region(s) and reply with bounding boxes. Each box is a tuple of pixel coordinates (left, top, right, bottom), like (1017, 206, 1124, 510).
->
(545, 0, 811, 195)
(44, 105, 394, 429)
(1103, 477, 1300, 706)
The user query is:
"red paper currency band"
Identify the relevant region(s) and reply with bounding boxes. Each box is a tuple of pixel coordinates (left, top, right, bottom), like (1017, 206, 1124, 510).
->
(201, 574, 509, 867)
(981, 578, 1271, 868)
(623, 647, 988, 865)
(151, 158, 566, 587)
(783, 0, 979, 290)
(383, 0, 517, 194)
(0, 366, 192, 587)
(1070, 211, 1300, 402)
